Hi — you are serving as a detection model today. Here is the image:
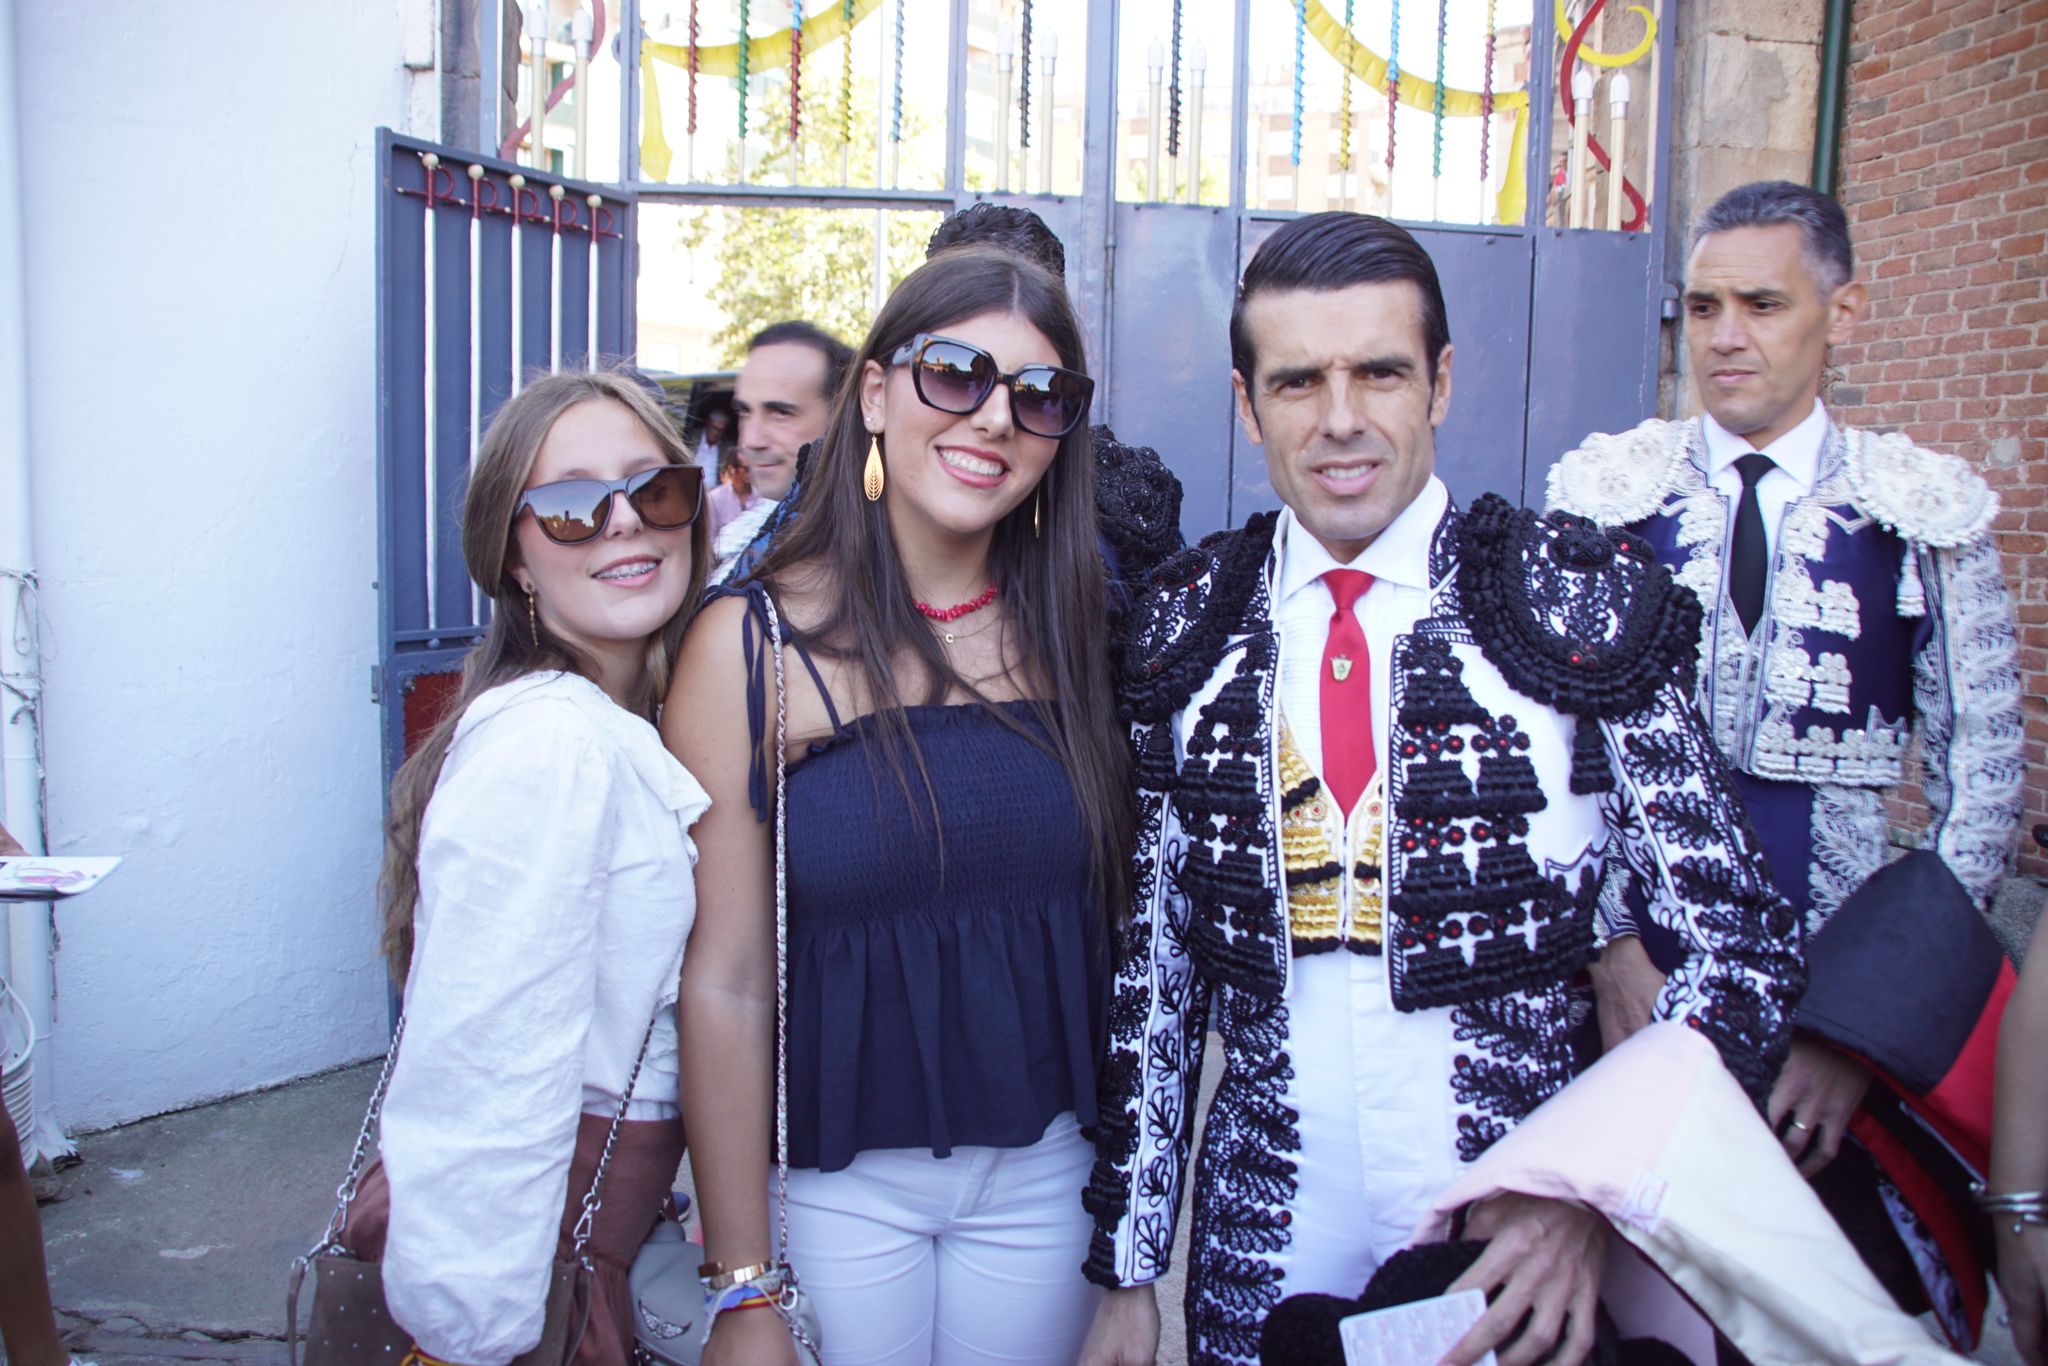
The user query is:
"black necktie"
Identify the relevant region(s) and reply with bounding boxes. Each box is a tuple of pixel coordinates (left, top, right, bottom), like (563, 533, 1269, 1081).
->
(1728, 452, 1775, 635)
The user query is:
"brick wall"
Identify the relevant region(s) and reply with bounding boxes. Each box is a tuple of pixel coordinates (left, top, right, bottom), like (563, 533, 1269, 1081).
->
(1831, 0, 2048, 877)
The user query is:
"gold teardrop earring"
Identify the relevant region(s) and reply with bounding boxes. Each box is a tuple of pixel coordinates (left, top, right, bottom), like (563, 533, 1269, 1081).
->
(863, 432, 885, 502)
(526, 589, 540, 649)
(1033, 486, 1043, 539)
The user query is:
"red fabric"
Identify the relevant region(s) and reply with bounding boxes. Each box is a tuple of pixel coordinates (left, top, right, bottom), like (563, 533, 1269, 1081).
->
(1821, 963, 2010, 1353)
(1913, 960, 2012, 1174)
(1848, 1108, 1987, 1350)
(1320, 569, 1376, 815)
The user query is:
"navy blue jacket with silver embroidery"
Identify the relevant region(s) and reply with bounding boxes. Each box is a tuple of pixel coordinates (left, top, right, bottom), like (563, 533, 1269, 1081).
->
(1083, 498, 1804, 1314)
(1548, 417, 2023, 921)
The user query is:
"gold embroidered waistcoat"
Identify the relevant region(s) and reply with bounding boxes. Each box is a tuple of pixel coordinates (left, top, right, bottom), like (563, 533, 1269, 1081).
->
(1279, 722, 1385, 955)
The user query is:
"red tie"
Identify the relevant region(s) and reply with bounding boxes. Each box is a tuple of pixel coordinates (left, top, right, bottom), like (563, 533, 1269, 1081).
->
(1320, 569, 1376, 818)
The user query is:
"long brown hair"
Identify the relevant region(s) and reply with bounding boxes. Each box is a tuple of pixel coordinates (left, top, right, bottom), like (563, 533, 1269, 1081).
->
(378, 370, 711, 979)
(750, 245, 1133, 913)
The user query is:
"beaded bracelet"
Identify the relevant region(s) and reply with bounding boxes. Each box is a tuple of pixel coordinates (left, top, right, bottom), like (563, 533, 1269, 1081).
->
(710, 1283, 779, 1313)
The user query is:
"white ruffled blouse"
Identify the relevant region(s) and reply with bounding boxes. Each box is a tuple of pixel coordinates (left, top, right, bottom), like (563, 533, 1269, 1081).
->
(378, 671, 710, 1364)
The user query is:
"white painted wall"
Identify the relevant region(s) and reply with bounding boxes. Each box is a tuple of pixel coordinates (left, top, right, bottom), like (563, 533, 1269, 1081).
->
(13, 3, 436, 1130)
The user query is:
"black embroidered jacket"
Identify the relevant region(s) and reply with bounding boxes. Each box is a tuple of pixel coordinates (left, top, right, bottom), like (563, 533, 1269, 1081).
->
(1082, 497, 1804, 1350)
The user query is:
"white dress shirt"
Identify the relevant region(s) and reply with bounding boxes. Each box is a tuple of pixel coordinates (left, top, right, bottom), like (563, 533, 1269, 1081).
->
(1701, 399, 1828, 562)
(380, 672, 711, 1365)
(694, 436, 723, 484)
(1267, 477, 1468, 1285)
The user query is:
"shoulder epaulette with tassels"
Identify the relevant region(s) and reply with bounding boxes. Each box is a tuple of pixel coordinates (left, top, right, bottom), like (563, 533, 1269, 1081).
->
(1456, 494, 1703, 794)
(1118, 512, 1281, 728)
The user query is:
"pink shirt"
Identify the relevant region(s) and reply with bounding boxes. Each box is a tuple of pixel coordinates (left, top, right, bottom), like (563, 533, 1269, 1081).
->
(705, 483, 761, 545)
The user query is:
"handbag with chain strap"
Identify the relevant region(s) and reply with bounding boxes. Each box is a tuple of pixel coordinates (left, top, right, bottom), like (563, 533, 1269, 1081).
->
(286, 1006, 664, 1365)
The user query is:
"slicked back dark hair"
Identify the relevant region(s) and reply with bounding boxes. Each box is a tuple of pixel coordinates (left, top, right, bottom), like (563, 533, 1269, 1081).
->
(926, 202, 1068, 278)
(747, 319, 855, 399)
(1692, 180, 1854, 295)
(1229, 212, 1451, 386)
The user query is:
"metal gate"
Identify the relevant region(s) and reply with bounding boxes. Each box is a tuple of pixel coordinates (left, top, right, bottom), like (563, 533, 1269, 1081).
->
(377, 0, 1677, 778)
(373, 128, 634, 786)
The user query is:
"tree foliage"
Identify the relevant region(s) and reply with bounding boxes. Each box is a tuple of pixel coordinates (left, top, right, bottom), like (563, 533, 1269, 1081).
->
(678, 79, 938, 367)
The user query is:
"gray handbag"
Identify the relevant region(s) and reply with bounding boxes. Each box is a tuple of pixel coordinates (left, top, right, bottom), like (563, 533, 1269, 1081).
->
(626, 1213, 702, 1364)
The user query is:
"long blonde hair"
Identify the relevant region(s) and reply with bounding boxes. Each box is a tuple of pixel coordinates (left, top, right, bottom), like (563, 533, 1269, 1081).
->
(377, 370, 710, 979)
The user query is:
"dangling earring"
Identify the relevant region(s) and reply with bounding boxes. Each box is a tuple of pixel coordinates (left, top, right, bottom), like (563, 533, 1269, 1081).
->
(1033, 486, 1043, 539)
(863, 433, 885, 503)
(526, 589, 540, 649)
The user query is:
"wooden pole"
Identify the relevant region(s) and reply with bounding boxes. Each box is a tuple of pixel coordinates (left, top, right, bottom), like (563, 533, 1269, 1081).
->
(1607, 71, 1630, 231)
(1569, 63, 1592, 227)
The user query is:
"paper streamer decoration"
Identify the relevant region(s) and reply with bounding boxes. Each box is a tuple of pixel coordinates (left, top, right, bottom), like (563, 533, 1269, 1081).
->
(640, 0, 881, 179)
(1304, 0, 1530, 223)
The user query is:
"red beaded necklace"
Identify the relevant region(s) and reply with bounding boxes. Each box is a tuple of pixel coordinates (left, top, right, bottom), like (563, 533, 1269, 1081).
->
(914, 582, 999, 622)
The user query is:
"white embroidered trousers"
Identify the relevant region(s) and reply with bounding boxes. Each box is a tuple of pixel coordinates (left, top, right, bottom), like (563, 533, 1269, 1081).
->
(1278, 949, 1467, 1298)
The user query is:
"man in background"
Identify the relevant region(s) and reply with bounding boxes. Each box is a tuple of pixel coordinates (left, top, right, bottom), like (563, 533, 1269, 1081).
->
(704, 449, 759, 547)
(1548, 180, 2023, 1351)
(690, 404, 730, 487)
(714, 320, 851, 583)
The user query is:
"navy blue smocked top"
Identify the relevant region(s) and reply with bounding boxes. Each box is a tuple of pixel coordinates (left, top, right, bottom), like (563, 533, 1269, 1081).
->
(726, 587, 1103, 1173)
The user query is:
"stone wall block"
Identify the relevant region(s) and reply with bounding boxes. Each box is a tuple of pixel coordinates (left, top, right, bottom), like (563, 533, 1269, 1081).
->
(1701, 33, 1824, 154)
(1705, 0, 1828, 46)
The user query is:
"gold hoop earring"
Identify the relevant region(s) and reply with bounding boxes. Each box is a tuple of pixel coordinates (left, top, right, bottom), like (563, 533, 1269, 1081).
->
(526, 589, 540, 649)
(863, 433, 885, 502)
(1033, 486, 1042, 539)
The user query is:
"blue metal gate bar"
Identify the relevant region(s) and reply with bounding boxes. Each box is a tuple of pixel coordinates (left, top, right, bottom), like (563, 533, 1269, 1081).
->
(373, 127, 635, 789)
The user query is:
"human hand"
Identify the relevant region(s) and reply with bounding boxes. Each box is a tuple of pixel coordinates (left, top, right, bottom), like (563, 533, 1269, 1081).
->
(1441, 1194, 1607, 1366)
(1999, 1224, 2048, 1366)
(1588, 937, 1664, 1051)
(0, 821, 23, 855)
(1767, 1035, 1871, 1177)
(1078, 1283, 1160, 1366)
(702, 1301, 802, 1366)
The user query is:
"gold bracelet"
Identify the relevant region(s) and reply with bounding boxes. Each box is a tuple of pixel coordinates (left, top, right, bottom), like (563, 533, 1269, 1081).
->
(699, 1258, 777, 1290)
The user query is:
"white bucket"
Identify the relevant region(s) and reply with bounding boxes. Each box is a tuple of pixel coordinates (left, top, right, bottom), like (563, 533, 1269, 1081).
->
(0, 975, 33, 1168)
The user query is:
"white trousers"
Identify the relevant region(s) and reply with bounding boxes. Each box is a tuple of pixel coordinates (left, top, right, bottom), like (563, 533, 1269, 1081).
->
(1278, 949, 1466, 1298)
(782, 1112, 1102, 1366)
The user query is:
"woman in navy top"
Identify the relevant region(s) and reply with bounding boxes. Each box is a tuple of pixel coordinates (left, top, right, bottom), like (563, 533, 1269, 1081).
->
(668, 246, 1133, 1366)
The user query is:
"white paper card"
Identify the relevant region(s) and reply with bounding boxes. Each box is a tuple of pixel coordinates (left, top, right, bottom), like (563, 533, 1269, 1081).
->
(1339, 1288, 1496, 1366)
(0, 856, 123, 900)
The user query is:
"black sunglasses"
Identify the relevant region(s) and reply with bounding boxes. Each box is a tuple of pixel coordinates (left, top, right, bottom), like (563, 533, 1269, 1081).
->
(889, 334, 1095, 439)
(517, 465, 704, 545)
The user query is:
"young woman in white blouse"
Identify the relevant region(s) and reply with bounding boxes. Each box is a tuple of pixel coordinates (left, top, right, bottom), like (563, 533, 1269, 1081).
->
(345, 370, 711, 1365)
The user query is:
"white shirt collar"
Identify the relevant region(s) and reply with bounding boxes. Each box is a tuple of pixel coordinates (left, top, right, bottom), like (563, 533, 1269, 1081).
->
(1275, 475, 1449, 604)
(1701, 399, 1828, 492)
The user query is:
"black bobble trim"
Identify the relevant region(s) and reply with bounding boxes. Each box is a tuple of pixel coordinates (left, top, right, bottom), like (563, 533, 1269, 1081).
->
(1457, 494, 1702, 722)
(1569, 717, 1615, 794)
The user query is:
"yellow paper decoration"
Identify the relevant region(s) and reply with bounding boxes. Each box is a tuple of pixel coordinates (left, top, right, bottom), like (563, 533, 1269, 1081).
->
(1554, 0, 1656, 67)
(1302, 0, 1530, 223)
(641, 0, 884, 179)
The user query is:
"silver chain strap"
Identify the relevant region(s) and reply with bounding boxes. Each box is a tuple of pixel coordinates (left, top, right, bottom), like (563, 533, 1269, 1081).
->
(761, 594, 823, 1361)
(571, 1005, 664, 1259)
(315, 1017, 407, 1254)
(763, 591, 794, 1267)
(309, 985, 665, 1264)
